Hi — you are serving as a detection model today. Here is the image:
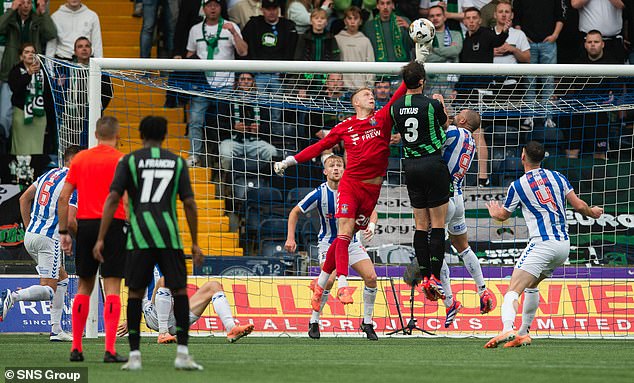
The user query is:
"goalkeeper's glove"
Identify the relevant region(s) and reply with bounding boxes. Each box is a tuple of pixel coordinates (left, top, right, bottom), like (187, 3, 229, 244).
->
(415, 42, 432, 63)
(273, 156, 297, 176)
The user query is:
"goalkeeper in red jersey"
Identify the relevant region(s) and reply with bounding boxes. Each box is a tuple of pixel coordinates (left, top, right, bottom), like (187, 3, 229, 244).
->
(274, 73, 407, 306)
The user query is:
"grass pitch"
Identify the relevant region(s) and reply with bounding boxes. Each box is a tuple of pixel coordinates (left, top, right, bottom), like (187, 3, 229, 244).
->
(0, 335, 632, 383)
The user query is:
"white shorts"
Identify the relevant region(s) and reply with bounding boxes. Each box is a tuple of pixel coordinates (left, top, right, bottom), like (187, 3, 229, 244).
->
(23, 232, 62, 279)
(445, 195, 467, 236)
(318, 241, 370, 266)
(143, 302, 199, 335)
(515, 239, 570, 279)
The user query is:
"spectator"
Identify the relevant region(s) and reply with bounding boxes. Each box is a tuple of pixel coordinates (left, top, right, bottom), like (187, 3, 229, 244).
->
(288, 0, 333, 34)
(624, 0, 634, 64)
(8, 43, 53, 155)
(46, 0, 102, 60)
(455, 7, 508, 102)
(0, 0, 56, 151)
(228, 0, 262, 29)
(132, 0, 143, 17)
(173, 0, 204, 58)
(571, 0, 626, 63)
(478, 0, 499, 28)
(309, 72, 350, 140)
(242, 0, 298, 134)
(139, 0, 179, 58)
(335, 5, 375, 90)
(219, 72, 277, 197)
(294, 7, 340, 95)
(332, 0, 375, 27)
(463, 0, 492, 9)
(363, 0, 412, 62)
(514, 0, 563, 64)
(460, 7, 508, 63)
(0, 1, 10, 153)
(558, 0, 584, 64)
(493, 0, 529, 64)
(514, 0, 563, 128)
(394, 0, 419, 20)
(561, 30, 621, 160)
(57, 37, 113, 148)
(373, 79, 392, 108)
(419, 0, 466, 33)
(185, 0, 248, 167)
(426, 4, 462, 99)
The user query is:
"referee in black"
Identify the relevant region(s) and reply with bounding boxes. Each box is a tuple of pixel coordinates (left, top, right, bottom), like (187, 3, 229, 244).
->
(93, 116, 204, 371)
(391, 61, 451, 301)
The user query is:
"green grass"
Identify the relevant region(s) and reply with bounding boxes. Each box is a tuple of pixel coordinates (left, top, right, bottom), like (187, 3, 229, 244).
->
(1, 335, 633, 383)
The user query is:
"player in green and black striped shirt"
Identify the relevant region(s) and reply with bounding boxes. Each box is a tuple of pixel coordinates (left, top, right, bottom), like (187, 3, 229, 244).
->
(390, 61, 451, 302)
(93, 116, 203, 371)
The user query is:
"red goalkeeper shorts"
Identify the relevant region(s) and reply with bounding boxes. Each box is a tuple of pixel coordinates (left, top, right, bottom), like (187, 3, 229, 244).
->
(335, 176, 381, 230)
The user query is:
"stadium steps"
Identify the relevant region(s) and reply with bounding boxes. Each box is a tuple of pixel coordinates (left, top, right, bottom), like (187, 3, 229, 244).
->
(109, 107, 184, 122)
(109, 93, 167, 109)
(119, 122, 188, 137)
(48, 0, 245, 259)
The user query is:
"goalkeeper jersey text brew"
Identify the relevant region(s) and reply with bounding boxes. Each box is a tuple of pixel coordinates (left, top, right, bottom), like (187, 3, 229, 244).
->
(390, 94, 447, 158)
(110, 147, 194, 250)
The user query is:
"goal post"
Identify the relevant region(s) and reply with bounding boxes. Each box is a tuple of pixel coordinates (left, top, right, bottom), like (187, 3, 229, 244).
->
(42, 57, 633, 339)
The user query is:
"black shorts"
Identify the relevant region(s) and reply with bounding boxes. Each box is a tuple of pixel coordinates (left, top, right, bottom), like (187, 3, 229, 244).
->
(403, 155, 451, 209)
(125, 249, 187, 291)
(75, 219, 126, 278)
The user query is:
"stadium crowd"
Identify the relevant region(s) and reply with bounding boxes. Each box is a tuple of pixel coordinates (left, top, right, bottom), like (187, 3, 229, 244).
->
(0, 0, 633, 188)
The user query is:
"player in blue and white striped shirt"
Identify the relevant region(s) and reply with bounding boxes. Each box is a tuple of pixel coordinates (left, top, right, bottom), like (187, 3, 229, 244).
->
(439, 109, 494, 328)
(285, 154, 379, 340)
(117, 266, 253, 343)
(485, 141, 603, 348)
(0, 146, 81, 342)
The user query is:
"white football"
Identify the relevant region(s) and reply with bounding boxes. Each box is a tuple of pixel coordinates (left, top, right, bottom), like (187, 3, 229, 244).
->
(409, 18, 435, 45)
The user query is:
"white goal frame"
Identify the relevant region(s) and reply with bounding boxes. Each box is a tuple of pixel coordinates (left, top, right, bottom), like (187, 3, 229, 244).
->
(81, 59, 634, 338)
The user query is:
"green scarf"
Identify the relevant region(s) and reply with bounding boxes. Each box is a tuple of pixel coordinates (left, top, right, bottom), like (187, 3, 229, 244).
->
(202, 17, 224, 78)
(373, 14, 407, 62)
(24, 68, 44, 125)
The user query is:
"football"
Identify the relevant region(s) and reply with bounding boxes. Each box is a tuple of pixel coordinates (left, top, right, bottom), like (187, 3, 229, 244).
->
(409, 18, 435, 45)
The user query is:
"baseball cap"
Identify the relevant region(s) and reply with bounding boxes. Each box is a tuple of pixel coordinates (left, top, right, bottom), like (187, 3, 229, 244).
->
(261, 0, 280, 9)
(202, 0, 223, 5)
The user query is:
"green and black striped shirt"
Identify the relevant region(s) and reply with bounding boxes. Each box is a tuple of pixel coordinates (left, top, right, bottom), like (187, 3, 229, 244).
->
(110, 147, 194, 250)
(390, 94, 447, 158)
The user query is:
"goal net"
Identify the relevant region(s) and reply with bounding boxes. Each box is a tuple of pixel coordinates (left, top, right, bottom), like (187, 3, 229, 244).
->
(41, 58, 633, 338)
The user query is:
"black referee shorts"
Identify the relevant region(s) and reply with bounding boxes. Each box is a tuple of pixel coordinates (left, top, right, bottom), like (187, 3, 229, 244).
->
(75, 219, 126, 278)
(125, 249, 187, 291)
(403, 155, 451, 209)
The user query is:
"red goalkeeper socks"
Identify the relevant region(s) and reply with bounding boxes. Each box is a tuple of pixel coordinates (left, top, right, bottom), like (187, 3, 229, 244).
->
(335, 234, 351, 277)
(104, 295, 121, 355)
(71, 294, 90, 352)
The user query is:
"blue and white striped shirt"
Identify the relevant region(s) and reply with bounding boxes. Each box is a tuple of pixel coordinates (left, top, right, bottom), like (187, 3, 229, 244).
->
(27, 167, 78, 240)
(503, 168, 573, 242)
(298, 182, 358, 246)
(441, 125, 476, 195)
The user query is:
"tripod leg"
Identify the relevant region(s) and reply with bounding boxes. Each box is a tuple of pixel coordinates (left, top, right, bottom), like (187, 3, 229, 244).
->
(385, 277, 407, 336)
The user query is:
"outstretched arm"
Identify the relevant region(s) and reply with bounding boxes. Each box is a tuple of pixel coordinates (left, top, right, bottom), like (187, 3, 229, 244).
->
(274, 128, 342, 175)
(566, 191, 603, 218)
(285, 206, 303, 253)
